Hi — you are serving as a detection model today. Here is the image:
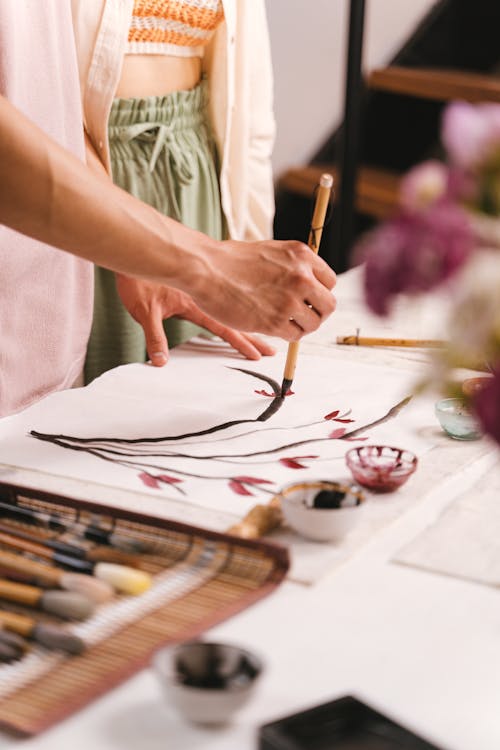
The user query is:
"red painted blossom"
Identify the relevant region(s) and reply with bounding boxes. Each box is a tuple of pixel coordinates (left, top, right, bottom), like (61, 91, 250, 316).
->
(228, 475, 274, 496)
(139, 471, 183, 490)
(279, 455, 319, 469)
(324, 408, 354, 423)
(329, 428, 346, 439)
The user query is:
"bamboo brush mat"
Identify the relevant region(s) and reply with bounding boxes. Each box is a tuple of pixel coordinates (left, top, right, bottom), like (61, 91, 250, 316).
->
(0, 481, 288, 735)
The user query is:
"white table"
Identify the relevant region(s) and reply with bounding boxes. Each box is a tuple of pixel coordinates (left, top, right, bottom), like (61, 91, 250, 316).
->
(1, 270, 499, 750)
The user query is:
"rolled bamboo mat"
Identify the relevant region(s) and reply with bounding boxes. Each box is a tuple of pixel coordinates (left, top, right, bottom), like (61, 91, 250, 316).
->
(0, 481, 288, 735)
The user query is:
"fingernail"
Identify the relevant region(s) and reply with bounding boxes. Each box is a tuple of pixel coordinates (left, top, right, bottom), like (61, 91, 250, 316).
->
(152, 352, 167, 362)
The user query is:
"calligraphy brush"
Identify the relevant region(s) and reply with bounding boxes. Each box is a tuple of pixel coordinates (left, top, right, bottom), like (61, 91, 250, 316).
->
(0, 529, 151, 595)
(0, 578, 94, 621)
(0, 499, 147, 552)
(0, 549, 113, 603)
(0, 519, 146, 568)
(0, 625, 29, 662)
(0, 610, 85, 654)
(281, 173, 334, 397)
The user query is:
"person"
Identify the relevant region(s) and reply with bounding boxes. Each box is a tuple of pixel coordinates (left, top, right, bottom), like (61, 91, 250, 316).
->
(0, 1, 337, 418)
(72, 0, 287, 383)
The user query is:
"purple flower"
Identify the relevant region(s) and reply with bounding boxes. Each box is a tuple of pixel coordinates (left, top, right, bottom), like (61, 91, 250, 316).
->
(472, 367, 500, 445)
(359, 201, 474, 316)
(442, 102, 500, 171)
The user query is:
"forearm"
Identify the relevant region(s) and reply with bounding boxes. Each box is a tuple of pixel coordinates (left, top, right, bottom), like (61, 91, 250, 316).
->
(0, 95, 213, 291)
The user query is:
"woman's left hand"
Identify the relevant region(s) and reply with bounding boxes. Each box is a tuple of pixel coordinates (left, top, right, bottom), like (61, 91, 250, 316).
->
(116, 274, 277, 366)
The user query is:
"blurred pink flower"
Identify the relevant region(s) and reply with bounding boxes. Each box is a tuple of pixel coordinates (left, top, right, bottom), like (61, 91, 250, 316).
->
(360, 201, 474, 315)
(442, 102, 500, 171)
(399, 161, 449, 211)
(472, 366, 500, 444)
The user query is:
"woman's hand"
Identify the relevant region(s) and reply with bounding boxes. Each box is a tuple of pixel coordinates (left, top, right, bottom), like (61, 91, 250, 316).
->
(116, 274, 277, 366)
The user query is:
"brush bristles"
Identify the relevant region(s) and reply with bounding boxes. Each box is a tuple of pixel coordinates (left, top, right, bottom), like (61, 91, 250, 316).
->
(0, 642, 22, 662)
(0, 627, 27, 662)
(59, 572, 114, 603)
(94, 563, 152, 595)
(32, 624, 85, 654)
(41, 590, 94, 621)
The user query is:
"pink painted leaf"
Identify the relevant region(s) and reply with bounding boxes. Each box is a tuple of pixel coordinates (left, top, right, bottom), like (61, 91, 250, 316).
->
(324, 410, 340, 420)
(329, 428, 346, 439)
(334, 418, 355, 424)
(279, 455, 319, 469)
(284, 389, 295, 397)
(157, 474, 183, 485)
(345, 436, 369, 441)
(139, 472, 161, 489)
(232, 475, 274, 485)
(229, 480, 254, 496)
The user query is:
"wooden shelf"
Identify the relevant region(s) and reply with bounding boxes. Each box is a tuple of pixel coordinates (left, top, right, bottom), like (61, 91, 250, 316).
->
(279, 165, 400, 220)
(368, 65, 500, 103)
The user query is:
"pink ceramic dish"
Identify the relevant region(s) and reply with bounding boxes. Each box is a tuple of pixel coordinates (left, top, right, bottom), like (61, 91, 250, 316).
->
(345, 445, 418, 492)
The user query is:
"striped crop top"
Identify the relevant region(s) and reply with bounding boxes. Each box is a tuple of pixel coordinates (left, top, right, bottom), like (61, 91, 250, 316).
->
(127, 0, 225, 58)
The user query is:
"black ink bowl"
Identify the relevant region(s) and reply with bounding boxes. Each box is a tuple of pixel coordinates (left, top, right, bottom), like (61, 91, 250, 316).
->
(153, 641, 263, 725)
(279, 480, 365, 542)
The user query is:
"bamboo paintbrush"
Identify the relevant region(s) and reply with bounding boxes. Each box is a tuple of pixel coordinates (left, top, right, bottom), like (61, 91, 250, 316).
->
(0, 519, 146, 568)
(0, 498, 147, 553)
(0, 529, 151, 595)
(336, 334, 446, 348)
(0, 610, 85, 654)
(281, 173, 334, 396)
(0, 578, 94, 621)
(0, 549, 113, 603)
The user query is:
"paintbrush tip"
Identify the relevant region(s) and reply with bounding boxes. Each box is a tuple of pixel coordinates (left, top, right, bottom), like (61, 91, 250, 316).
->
(41, 590, 95, 621)
(280, 378, 293, 398)
(33, 624, 85, 654)
(60, 572, 114, 603)
(94, 563, 152, 595)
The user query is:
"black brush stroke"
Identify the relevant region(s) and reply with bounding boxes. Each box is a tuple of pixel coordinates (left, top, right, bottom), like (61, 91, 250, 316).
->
(30, 367, 285, 446)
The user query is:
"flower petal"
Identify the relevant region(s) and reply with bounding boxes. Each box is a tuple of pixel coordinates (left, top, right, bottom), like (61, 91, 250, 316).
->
(329, 428, 346, 439)
(139, 472, 161, 489)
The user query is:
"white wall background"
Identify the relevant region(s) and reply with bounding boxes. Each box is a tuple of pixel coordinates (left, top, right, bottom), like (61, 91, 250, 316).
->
(266, 0, 438, 177)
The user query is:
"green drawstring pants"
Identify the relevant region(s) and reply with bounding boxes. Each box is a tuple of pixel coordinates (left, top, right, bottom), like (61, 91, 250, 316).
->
(84, 79, 224, 384)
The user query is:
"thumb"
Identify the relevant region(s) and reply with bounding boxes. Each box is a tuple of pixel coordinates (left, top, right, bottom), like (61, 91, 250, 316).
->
(142, 309, 170, 367)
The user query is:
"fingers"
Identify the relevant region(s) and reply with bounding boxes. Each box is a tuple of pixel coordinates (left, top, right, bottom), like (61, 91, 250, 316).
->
(142, 308, 169, 367)
(240, 333, 276, 357)
(181, 304, 277, 360)
(281, 240, 337, 290)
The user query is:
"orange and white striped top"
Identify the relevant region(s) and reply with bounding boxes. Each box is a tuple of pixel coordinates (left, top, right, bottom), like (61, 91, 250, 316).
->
(127, 0, 225, 57)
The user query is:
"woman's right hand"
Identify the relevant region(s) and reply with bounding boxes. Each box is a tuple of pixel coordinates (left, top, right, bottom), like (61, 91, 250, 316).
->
(189, 238, 337, 341)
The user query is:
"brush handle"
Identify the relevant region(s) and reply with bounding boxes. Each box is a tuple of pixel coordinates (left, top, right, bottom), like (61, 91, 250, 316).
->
(0, 579, 42, 608)
(0, 610, 35, 638)
(282, 174, 333, 388)
(0, 499, 113, 544)
(228, 497, 282, 539)
(0, 521, 86, 559)
(0, 530, 94, 573)
(0, 549, 62, 587)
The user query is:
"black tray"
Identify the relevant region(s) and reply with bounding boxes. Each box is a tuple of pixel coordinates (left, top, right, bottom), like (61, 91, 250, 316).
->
(259, 696, 442, 750)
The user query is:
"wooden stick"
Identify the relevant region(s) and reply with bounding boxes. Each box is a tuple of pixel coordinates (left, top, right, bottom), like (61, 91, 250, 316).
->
(281, 173, 334, 396)
(227, 496, 282, 540)
(336, 334, 446, 348)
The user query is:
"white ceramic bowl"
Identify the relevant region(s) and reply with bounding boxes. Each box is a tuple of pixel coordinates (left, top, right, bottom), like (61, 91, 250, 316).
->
(279, 480, 365, 542)
(153, 641, 263, 725)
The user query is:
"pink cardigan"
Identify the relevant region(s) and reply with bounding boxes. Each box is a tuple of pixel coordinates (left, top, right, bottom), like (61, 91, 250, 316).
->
(0, 1, 93, 416)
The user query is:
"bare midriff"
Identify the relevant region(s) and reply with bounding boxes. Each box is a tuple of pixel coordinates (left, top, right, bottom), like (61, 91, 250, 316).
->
(115, 55, 203, 99)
